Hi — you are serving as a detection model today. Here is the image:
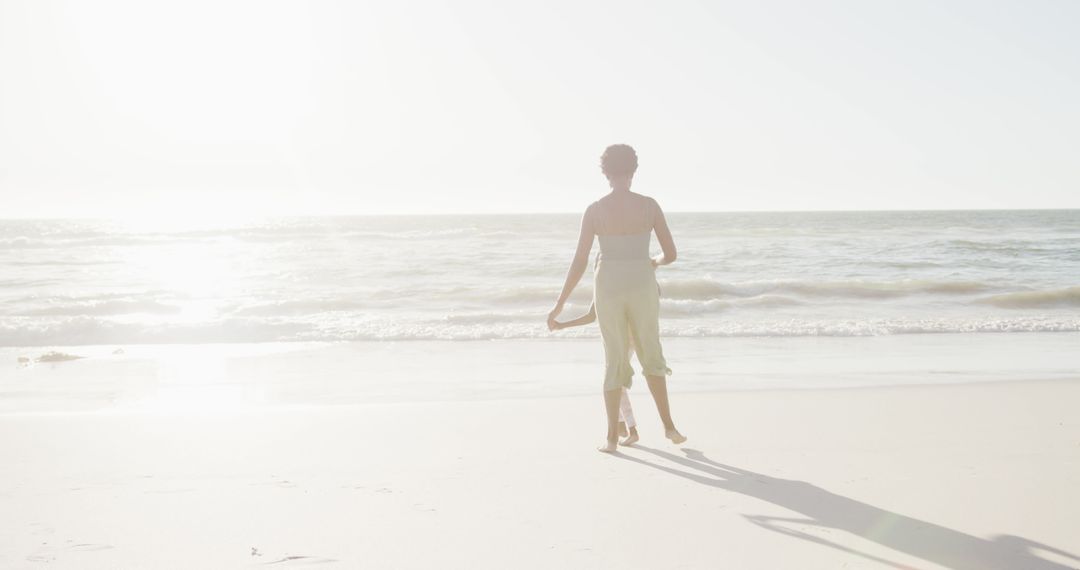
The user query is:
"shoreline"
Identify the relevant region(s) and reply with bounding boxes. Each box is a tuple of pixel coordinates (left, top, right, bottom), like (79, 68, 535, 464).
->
(2, 332, 1079, 415)
(4, 375, 1080, 416)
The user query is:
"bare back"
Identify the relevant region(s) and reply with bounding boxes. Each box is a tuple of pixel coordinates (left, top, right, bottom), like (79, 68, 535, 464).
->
(589, 192, 659, 236)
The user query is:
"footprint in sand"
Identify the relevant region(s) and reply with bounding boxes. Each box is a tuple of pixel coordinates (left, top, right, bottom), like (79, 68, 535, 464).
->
(25, 543, 111, 563)
(262, 555, 338, 565)
(68, 543, 113, 552)
(249, 479, 298, 489)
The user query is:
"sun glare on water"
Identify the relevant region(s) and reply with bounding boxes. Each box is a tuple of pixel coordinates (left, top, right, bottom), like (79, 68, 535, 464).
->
(126, 242, 238, 299)
(112, 208, 260, 324)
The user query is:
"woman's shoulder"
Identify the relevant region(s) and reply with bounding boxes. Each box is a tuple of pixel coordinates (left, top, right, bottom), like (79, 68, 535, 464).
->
(631, 192, 661, 208)
(581, 200, 606, 230)
(630, 193, 663, 220)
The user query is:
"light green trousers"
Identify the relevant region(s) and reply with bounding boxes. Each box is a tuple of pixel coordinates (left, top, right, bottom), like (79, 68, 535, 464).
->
(594, 259, 671, 391)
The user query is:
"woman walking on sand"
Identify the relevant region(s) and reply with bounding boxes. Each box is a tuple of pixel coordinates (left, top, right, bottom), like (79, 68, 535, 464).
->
(547, 144, 686, 452)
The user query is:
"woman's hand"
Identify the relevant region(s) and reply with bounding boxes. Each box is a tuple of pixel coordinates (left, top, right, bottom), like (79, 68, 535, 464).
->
(546, 303, 564, 331)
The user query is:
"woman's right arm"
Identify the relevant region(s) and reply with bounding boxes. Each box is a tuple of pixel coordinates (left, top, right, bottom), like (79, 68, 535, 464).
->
(548, 206, 596, 328)
(550, 303, 597, 330)
(651, 199, 677, 267)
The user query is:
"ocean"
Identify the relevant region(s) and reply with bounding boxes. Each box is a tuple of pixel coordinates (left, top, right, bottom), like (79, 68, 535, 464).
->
(2, 210, 1079, 348)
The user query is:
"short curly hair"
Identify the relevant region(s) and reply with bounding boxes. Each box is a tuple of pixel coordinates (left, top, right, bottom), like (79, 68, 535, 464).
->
(600, 144, 638, 179)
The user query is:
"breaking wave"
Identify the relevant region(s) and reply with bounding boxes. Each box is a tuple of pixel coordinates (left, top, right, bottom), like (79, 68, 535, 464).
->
(977, 286, 1080, 309)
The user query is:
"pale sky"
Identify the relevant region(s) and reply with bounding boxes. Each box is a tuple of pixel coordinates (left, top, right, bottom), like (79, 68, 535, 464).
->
(1, 0, 1078, 218)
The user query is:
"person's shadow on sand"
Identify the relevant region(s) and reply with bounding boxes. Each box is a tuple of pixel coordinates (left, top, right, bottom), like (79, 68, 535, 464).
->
(617, 446, 1079, 570)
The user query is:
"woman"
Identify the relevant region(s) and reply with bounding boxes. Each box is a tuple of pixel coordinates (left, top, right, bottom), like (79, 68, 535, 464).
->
(547, 144, 686, 453)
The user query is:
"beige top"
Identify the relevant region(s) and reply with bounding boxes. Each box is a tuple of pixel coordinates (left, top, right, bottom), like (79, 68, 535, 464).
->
(597, 232, 651, 261)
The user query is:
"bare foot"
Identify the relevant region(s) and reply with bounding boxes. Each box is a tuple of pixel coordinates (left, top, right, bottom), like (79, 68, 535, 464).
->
(619, 433, 639, 446)
(618, 422, 628, 437)
(597, 439, 618, 453)
(665, 429, 687, 445)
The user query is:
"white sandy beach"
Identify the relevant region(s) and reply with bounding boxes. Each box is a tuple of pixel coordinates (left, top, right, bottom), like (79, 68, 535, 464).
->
(2, 370, 1078, 569)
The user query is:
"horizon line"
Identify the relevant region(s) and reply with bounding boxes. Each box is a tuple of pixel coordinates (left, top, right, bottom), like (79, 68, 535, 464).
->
(1, 206, 1078, 222)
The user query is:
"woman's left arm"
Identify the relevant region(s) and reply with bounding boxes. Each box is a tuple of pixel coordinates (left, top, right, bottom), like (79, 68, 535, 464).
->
(652, 200, 677, 267)
(548, 206, 596, 328)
